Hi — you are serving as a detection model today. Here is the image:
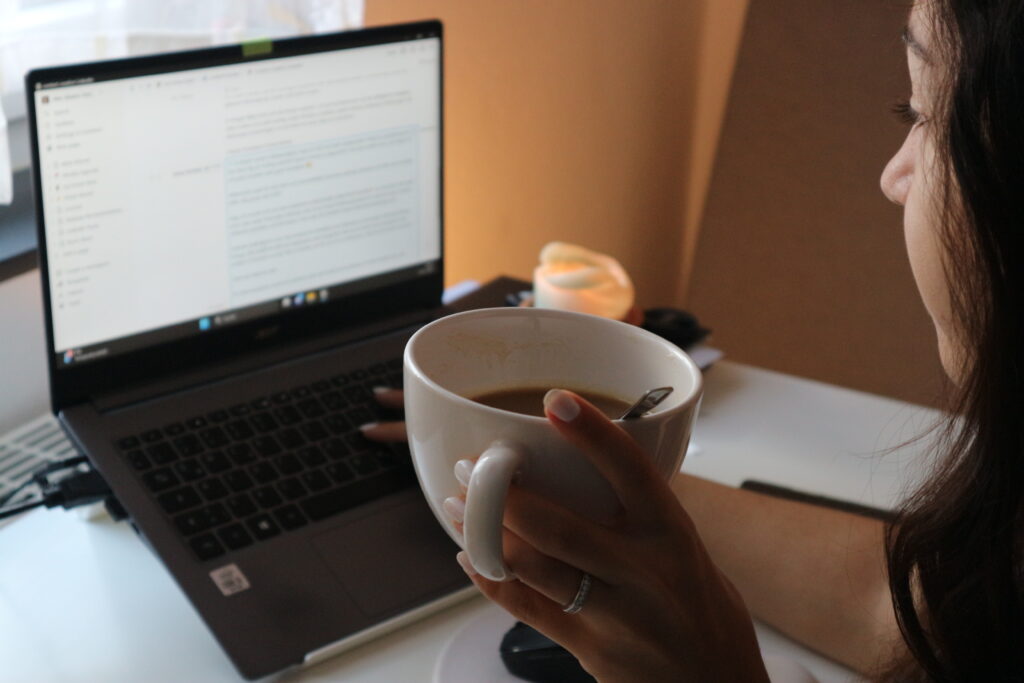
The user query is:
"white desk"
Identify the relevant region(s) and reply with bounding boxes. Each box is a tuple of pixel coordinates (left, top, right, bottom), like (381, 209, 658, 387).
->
(0, 270, 941, 682)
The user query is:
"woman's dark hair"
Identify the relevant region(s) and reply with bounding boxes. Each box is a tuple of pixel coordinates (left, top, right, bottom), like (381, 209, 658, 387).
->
(884, 1, 1024, 680)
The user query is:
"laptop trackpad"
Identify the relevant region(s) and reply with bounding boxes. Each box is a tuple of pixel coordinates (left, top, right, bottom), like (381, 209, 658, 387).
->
(313, 497, 464, 618)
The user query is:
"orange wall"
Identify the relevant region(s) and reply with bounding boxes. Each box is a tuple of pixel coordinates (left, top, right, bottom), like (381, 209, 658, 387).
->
(366, 0, 749, 307)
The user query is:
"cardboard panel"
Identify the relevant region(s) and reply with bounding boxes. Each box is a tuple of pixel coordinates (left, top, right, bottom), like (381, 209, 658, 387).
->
(688, 0, 948, 406)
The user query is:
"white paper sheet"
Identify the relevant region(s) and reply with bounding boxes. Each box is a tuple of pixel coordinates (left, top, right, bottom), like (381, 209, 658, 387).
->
(0, 101, 11, 205)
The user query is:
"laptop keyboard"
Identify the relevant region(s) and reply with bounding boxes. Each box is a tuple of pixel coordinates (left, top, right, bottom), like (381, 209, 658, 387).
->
(113, 358, 413, 562)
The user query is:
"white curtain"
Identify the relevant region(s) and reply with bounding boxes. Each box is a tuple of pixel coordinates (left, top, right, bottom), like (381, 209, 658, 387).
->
(0, 0, 365, 202)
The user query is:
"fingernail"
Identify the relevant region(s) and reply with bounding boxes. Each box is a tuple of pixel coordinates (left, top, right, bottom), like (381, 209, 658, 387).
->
(543, 389, 580, 422)
(443, 496, 465, 523)
(454, 459, 474, 487)
(456, 551, 477, 576)
(358, 422, 378, 432)
(372, 386, 390, 395)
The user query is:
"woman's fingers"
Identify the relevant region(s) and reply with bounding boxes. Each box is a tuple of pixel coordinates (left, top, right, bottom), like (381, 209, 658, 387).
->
(360, 388, 407, 442)
(458, 553, 591, 658)
(501, 526, 591, 608)
(543, 389, 675, 518)
(358, 421, 407, 442)
(370, 387, 405, 410)
(503, 484, 623, 581)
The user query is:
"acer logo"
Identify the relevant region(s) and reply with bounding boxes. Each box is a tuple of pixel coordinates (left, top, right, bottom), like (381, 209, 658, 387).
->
(254, 326, 280, 340)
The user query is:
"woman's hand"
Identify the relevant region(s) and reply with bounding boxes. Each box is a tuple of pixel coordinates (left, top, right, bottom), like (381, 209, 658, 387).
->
(359, 388, 407, 441)
(446, 390, 770, 683)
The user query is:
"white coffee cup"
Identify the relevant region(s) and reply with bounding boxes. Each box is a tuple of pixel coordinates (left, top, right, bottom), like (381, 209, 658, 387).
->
(404, 307, 703, 581)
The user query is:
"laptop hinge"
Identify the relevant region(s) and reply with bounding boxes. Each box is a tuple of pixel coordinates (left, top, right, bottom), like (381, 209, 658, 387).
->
(91, 306, 445, 414)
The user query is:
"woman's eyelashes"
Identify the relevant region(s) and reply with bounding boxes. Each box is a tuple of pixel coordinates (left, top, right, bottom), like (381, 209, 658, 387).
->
(892, 99, 926, 127)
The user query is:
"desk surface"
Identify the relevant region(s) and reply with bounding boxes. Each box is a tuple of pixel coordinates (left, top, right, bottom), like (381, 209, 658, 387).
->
(0, 271, 942, 682)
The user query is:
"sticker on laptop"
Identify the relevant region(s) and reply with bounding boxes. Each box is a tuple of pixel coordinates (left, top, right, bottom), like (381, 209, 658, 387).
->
(210, 563, 251, 596)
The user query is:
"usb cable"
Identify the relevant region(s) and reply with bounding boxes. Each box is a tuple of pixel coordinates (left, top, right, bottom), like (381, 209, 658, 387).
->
(0, 456, 113, 521)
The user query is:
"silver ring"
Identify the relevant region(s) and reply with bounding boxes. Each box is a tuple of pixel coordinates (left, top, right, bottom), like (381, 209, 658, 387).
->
(562, 572, 593, 614)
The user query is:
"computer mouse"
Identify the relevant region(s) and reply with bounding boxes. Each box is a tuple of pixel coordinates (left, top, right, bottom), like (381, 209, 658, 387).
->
(499, 622, 596, 683)
(642, 307, 710, 349)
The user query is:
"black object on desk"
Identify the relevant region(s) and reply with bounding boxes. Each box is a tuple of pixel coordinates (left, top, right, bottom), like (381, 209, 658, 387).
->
(740, 480, 897, 523)
(500, 621, 595, 682)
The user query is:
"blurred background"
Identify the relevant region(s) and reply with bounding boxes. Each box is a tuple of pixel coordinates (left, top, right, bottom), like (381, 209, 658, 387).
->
(0, 0, 945, 407)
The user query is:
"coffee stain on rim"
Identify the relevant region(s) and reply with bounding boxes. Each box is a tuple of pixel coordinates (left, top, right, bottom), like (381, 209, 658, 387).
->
(444, 331, 569, 365)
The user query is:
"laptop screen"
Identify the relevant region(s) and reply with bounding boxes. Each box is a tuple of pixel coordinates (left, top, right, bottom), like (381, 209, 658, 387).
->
(32, 33, 441, 368)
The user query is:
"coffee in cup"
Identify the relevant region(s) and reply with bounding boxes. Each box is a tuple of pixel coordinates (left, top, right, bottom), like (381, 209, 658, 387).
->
(403, 307, 702, 581)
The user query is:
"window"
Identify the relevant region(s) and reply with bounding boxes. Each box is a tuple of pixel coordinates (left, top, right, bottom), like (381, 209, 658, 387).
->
(0, 0, 364, 191)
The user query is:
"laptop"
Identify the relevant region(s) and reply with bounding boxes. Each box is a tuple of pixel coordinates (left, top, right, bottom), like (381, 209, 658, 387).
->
(25, 21, 475, 679)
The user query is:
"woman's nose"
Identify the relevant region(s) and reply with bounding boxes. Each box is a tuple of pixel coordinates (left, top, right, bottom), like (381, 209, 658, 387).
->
(880, 137, 914, 206)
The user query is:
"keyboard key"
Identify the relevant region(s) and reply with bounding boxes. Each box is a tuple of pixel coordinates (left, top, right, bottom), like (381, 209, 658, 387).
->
(116, 436, 140, 450)
(273, 454, 303, 475)
(125, 450, 151, 471)
(297, 398, 325, 419)
(278, 428, 306, 450)
(311, 380, 331, 393)
(274, 405, 302, 426)
(186, 416, 208, 430)
(343, 431, 372, 455)
(199, 426, 229, 449)
(271, 391, 291, 404)
(246, 514, 281, 540)
(226, 493, 257, 518)
(217, 523, 253, 550)
(224, 420, 253, 441)
(198, 478, 229, 501)
(323, 438, 349, 460)
(143, 467, 179, 493)
(173, 458, 206, 482)
(251, 436, 282, 457)
(277, 477, 307, 501)
(200, 450, 232, 473)
(190, 534, 224, 561)
(250, 413, 279, 433)
(163, 423, 185, 437)
(273, 505, 308, 530)
(291, 386, 311, 399)
(324, 414, 350, 435)
(172, 434, 204, 457)
(297, 446, 326, 468)
(344, 385, 370, 403)
(321, 391, 347, 411)
(325, 462, 354, 484)
(350, 454, 379, 477)
(141, 429, 164, 444)
(146, 442, 177, 465)
(350, 369, 369, 381)
(158, 486, 202, 514)
(300, 470, 409, 521)
(369, 363, 388, 376)
(249, 461, 279, 483)
(299, 421, 329, 443)
(251, 397, 272, 410)
(229, 403, 251, 417)
(302, 469, 332, 492)
(374, 450, 397, 469)
(206, 503, 230, 527)
(345, 406, 375, 427)
(226, 443, 256, 466)
(175, 509, 212, 536)
(331, 373, 350, 387)
(224, 470, 254, 492)
(208, 410, 230, 423)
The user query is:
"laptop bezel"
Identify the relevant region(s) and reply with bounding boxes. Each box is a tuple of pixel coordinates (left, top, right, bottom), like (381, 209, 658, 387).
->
(25, 20, 445, 413)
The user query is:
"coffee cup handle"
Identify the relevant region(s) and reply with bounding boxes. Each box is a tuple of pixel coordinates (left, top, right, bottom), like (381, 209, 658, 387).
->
(463, 441, 526, 582)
